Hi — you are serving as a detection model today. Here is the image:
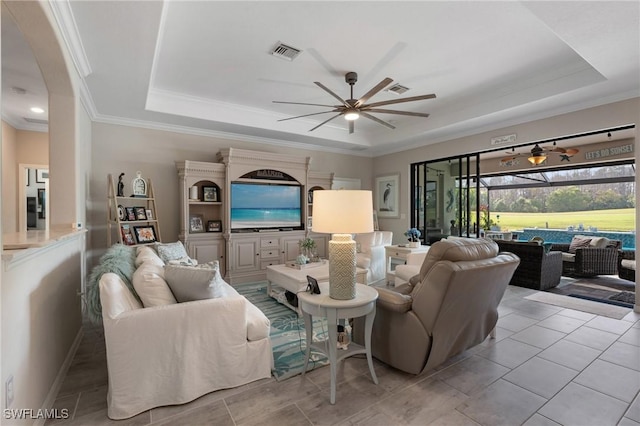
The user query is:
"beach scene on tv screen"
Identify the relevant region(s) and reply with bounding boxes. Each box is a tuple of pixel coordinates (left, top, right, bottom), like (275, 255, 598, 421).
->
(231, 184, 302, 229)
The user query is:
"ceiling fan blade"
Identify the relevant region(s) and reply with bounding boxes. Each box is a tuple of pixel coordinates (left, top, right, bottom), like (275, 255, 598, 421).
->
(364, 108, 430, 118)
(565, 148, 579, 156)
(314, 82, 350, 108)
(354, 77, 393, 108)
(273, 101, 339, 108)
(360, 112, 395, 130)
(277, 110, 339, 122)
(365, 93, 436, 108)
(308, 113, 343, 132)
(349, 120, 354, 134)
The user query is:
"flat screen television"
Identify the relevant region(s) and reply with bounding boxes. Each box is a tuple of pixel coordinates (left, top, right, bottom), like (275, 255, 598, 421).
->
(230, 182, 303, 231)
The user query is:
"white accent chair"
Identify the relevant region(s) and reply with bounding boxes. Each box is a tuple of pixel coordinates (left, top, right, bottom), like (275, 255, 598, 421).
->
(394, 250, 430, 286)
(355, 231, 393, 285)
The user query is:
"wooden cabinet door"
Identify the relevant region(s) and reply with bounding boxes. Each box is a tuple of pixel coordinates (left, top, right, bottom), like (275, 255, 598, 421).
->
(281, 236, 302, 264)
(189, 239, 226, 276)
(231, 238, 260, 272)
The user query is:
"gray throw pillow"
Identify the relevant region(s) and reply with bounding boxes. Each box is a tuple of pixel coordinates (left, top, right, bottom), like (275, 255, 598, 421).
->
(569, 236, 592, 253)
(164, 263, 225, 302)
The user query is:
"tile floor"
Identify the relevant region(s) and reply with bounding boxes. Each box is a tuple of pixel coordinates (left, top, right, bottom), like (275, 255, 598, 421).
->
(47, 285, 640, 425)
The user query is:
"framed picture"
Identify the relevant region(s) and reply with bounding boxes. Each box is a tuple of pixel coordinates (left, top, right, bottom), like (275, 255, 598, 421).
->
(133, 225, 157, 244)
(202, 186, 218, 202)
(26, 168, 30, 186)
(118, 205, 126, 221)
(375, 174, 400, 218)
(189, 214, 204, 233)
(36, 169, 49, 183)
(125, 207, 136, 221)
(207, 220, 222, 232)
(134, 207, 147, 220)
(307, 216, 312, 230)
(145, 209, 153, 220)
(307, 190, 314, 204)
(120, 224, 136, 245)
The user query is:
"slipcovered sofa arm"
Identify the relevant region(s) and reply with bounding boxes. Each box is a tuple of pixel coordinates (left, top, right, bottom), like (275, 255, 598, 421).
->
(376, 287, 413, 313)
(104, 296, 250, 347)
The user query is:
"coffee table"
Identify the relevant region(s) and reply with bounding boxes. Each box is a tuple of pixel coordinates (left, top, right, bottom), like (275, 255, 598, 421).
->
(266, 263, 367, 314)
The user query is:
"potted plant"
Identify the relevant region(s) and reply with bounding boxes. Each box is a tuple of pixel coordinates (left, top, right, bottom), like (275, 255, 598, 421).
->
(299, 237, 318, 262)
(404, 228, 421, 248)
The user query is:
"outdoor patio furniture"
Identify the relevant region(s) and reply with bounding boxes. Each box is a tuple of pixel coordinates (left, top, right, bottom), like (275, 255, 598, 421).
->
(618, 250, 636, 282)
(496, 240, 562, 290)
(551, 237, 622, 277)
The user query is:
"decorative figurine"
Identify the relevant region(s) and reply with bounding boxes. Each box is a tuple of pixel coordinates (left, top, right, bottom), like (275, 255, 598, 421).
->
(117, 173, 125, 197)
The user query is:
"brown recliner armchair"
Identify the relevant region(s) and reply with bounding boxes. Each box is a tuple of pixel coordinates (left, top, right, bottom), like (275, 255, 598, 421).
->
(353, 238, 519, 375)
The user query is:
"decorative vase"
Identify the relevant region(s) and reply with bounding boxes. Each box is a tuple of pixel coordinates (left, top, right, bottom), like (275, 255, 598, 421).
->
(408, 241, 420, 248)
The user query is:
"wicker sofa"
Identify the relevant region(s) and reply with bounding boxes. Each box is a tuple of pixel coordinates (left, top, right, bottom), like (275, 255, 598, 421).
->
(618, 250, 636, 282)
(551, 236, 622, 277)
(495, 240, 562, 290)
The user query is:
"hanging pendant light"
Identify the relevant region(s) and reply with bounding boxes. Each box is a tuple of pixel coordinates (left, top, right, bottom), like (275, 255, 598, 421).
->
(527, 144, 547, 165)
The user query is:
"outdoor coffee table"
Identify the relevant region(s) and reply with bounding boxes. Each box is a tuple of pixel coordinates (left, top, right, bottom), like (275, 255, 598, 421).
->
(266, 263, 367, 314)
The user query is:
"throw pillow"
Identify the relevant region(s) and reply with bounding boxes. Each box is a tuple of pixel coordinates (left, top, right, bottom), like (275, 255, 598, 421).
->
(132, 262, 177, 307)
(156, 241, 189, 263)
(164, 263, 226, 302)
(569, 236, 592, 253)
(135, 246, 164, 267)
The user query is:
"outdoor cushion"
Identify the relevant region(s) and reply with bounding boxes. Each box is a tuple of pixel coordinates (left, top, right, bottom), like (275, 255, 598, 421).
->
(621, 259, 636, 270)
(585, 236, 610, 248)
(569, 236, 592, 253)
(561, 252, 576, 263)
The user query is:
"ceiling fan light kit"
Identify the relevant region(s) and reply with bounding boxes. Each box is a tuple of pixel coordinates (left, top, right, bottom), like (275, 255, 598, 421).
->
(503, 142, 580, 166)
(273, 71, 435, 134)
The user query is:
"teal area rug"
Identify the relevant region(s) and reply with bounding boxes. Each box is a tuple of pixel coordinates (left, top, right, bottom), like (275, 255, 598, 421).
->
(236, 282, 329, 381)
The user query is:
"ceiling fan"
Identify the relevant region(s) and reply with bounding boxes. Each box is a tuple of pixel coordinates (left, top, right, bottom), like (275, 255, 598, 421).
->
(501, 143, 580, 166)
(273, 72, 436, 134)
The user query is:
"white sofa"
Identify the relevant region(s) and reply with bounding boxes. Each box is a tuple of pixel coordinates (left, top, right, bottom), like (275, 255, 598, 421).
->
(99, 246, 272, 419)
(355, 231, 393, 285)
(394, 250, 430, 286)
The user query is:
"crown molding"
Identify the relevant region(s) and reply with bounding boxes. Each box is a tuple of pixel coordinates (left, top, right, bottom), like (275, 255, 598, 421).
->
(1, 114, 49, 133)
(92, 113, 372, 158)
(49, 0, 93, 78)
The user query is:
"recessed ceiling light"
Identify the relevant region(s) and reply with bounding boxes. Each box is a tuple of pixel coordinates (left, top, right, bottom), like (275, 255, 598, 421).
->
(30, 107, 45, 114)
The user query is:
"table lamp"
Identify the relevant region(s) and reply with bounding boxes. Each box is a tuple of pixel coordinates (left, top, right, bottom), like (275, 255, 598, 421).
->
(312, 190, 374, 299)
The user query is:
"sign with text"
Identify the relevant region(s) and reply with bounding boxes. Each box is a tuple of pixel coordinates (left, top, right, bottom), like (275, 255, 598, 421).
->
(585, 144, 633, 160)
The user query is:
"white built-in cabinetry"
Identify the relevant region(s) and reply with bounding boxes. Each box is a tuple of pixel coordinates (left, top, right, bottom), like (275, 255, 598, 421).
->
(176, 161, 226, 276)
(175, 149, 333, 284)
(307, 171, 334, 260)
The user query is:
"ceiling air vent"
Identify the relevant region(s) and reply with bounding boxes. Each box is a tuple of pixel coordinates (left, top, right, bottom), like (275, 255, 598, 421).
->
(270, 42, 302, 61)
(23, 117, 49, 125)
(386, 83, 410, 95)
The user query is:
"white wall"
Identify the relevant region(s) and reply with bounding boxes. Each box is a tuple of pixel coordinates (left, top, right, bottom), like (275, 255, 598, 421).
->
(2, 122, 17, 233)
(1, 236, 84, 418)
(373, 98, 640, 244)
(1, 0, 89, 417)
(88, 123, 373, 264)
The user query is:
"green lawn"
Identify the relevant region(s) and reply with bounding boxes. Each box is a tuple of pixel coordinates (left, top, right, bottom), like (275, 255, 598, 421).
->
(492, 208, 636, 232)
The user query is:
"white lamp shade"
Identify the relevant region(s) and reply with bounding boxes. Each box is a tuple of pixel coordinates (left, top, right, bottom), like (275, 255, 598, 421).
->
(312, 190, 374, 234)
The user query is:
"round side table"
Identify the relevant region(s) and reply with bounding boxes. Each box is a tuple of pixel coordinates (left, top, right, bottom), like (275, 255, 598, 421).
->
(297, 282, 379, 404)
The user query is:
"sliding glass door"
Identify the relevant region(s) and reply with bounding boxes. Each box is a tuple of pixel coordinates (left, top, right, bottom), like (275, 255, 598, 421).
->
(410, 154, 480, 243)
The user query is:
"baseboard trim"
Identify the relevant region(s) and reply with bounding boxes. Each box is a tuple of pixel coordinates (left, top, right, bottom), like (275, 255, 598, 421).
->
(34, 327, 84, 426)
